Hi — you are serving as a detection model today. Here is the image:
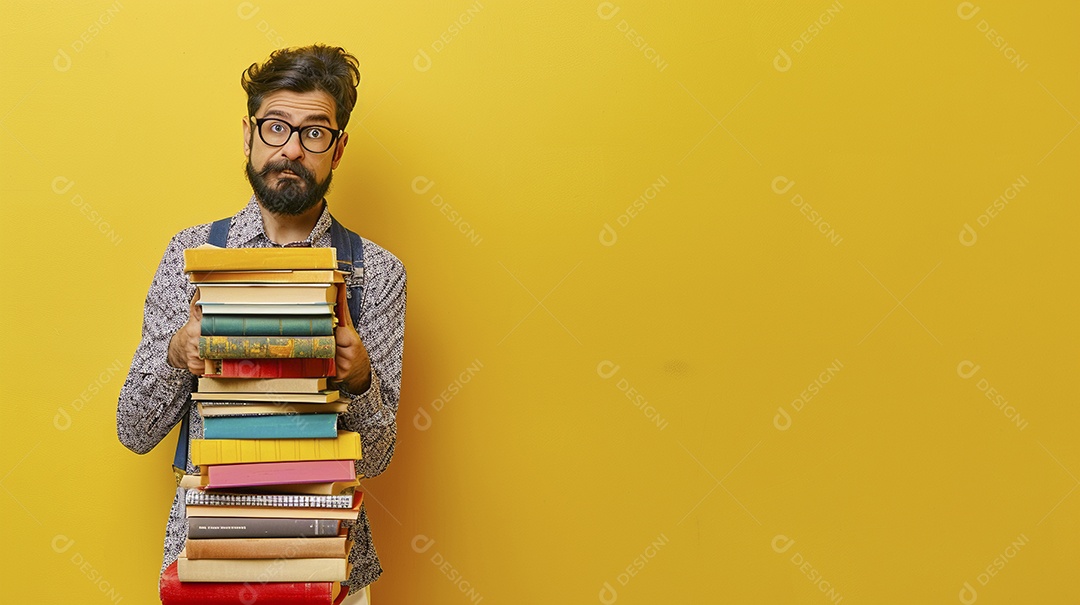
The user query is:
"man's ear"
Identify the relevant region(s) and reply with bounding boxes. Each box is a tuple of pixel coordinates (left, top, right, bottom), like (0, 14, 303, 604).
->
(242, 116, 252, 157)
(330, 132, 348, 169)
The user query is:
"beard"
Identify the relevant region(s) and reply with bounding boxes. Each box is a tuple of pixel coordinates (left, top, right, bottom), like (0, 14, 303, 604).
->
(245, 157, 333, 216)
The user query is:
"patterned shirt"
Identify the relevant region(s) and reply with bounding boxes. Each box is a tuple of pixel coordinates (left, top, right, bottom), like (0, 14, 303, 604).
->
(115, 195, 407, 596)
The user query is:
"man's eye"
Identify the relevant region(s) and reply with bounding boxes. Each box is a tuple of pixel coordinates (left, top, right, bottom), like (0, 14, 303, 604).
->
(306, 129, 325, 139)
(269, 122, 287, 133)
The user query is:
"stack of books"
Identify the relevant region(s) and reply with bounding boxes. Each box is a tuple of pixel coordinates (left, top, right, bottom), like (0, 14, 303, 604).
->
(160, 245, 361, 605)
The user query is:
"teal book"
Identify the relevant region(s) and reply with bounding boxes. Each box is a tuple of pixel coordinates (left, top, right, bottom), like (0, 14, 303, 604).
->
(202, 413, 340, 439)
(201, 315, 335, 337)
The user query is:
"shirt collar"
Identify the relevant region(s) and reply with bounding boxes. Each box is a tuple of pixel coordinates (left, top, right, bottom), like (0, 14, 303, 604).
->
(232, 195, 333, 247)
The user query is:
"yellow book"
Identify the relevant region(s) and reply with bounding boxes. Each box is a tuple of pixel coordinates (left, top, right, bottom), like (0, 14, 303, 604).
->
(190, 430, 362, 466)
(188, 269, 348, 283)
(184, 244, 338, 272)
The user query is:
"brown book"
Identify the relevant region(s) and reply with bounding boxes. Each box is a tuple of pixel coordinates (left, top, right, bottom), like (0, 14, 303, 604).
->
(197, 400, 350, 417)
(184, 534, 351, 560)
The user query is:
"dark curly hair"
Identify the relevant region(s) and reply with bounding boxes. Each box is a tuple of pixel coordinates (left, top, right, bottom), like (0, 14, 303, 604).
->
(241, 44, 361, 130)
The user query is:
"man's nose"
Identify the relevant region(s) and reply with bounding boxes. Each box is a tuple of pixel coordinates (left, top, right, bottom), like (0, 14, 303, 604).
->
(279, 131, 306, 160)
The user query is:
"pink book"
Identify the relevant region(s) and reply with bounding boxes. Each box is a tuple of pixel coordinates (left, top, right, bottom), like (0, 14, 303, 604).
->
(205, 460, 355, 489)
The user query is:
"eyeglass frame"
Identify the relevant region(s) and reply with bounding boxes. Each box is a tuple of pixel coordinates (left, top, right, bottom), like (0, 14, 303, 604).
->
(248, 116, 345, 154)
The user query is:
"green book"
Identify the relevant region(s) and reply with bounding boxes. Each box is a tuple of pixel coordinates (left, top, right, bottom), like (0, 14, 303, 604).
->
(201, 315, 335, 337)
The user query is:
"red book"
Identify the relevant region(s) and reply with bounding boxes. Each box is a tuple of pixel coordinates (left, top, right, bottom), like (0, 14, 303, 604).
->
(206, 460, 356, 489)
(204, 358, 336, 378)
(160, 561, 347, 604)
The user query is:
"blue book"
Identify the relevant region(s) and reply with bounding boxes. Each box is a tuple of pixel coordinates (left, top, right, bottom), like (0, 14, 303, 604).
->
(202, 413, 340, 439)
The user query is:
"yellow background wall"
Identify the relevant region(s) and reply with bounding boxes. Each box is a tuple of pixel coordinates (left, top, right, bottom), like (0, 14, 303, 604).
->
(2, 1, 1078, 603)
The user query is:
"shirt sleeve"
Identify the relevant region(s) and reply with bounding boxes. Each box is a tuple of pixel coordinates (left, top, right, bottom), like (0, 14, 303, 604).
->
(337, 246, 407, 480)
(116, 232, 199, 455)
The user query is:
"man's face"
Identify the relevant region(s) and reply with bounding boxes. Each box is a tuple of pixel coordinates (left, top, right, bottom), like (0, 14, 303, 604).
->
(243, 89, 348, 216)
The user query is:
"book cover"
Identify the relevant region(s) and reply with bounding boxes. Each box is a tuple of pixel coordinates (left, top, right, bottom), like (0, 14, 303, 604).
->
(227, 479, 360, 496)
(197, 400, 350, 417)
(199, 336, 336, 359)
(203, 413, 339, 440)
(185, 490, 358, 509)
(190, 430, 361, 466)
(186, 517, 342, 539)
(160, 561, 345, 605)
(183, 244, 338, 272)
(197, 283, 337, 305)
(203, 358, 337, 379)
(189, 268, 348, 284)
(204, 459, 356, 489)
(176, 552, 350, 583)
(198, 376, 330, 393)
(191, 390, 340, 403)
(201, 315, 336, 337)
(198, 302, 335, 315)
(184, 534, 350, 560)
(185, 492, 367, 520)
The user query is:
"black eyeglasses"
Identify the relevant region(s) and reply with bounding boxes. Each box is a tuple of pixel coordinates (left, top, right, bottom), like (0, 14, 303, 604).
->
(250, 116, 344, 154)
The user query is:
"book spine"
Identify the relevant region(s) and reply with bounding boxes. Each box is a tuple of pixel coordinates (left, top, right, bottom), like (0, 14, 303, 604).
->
(205, 358, 337, 378)
(183, 247, 337, 272)
(176, 556, 348, 583)
(160, 562, 335, 604)
(203, 414, 340, 440)
(199, 336, 336, 359)
(184, 536, 347, 560)
(190, 431, 362, 465)
(185, 490, 352, 508)
(186, 517, 341, 539)
(202, 315, 335, 337)
(198, 376, 328, 393)
(184, 504, 363, 521)
(206, 460, 356, 489)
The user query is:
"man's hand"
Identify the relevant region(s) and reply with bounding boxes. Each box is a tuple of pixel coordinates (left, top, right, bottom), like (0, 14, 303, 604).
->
(334, 302, 372, 395)
(167, 289, 206, 375)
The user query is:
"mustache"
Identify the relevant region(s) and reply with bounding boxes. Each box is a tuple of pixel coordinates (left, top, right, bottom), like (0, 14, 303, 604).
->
(259, 160, 316, 183)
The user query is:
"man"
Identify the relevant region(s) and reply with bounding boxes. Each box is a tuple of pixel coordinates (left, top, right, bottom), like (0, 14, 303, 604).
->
(116, 45, 406, 604)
